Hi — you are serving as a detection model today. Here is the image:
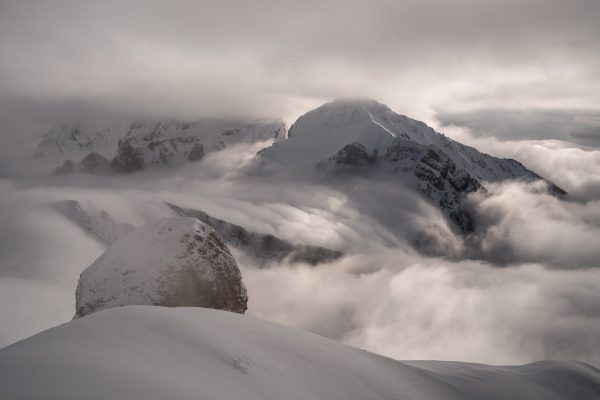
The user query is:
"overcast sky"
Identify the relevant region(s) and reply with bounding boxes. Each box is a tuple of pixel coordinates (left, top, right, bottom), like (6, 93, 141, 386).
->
(1, 0, 600, 144)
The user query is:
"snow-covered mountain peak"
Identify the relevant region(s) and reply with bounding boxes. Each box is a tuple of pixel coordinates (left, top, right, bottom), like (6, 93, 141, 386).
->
(288, 98, 439, 144)
(257, 99, 564, 234)
(260, 99, 446, 168)
(288, 98, 392, 138)
(259, 99, 550, 183)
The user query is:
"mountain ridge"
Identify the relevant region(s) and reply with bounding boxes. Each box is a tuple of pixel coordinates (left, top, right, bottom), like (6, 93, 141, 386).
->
(34, 99, 565, 233)
(258, 98, 565, 233)
(35, 118, 287, 174)
(166, 202, 343, 266)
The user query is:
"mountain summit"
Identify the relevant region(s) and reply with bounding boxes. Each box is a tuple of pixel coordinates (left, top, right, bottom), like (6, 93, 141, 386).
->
(259, 99, 564, 233)
(261, 98, 542, 181)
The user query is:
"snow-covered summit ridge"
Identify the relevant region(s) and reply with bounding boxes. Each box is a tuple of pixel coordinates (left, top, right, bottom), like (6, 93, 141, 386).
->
(125, 118, 286, 144)
(35, 118, 287, 173)
(75, 217, 248, 318)
(112, 118, 286, 172)
(288, 98, 434, 145)
(261, 98, 548, 184)
(0, 306, 598, 400)
(259, 98, 565, 233)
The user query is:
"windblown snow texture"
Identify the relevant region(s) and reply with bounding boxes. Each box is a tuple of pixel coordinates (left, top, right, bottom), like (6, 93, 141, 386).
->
(0, 306, 598, 400)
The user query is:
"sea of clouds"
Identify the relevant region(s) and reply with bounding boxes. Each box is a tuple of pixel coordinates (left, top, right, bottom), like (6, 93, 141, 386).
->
(0, 128, 599, 367)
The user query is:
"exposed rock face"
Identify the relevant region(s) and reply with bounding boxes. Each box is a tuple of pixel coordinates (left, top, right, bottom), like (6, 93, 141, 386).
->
(167, 203, 343, 266)
(52, 152, 114, 175)
(333, 142, 378, 166)
(78, 152, 112, 174)
(53, 160, 76, 175)
(321, 137, 481, 233)
(187, 143, 205, 162)
(74, 217, 248, 318)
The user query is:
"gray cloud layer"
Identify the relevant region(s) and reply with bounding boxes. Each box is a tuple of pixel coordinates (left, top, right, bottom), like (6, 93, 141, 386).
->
(1, 0, 600, 143)
(0, 141, 599, 365)
(438, 108, 600, 147)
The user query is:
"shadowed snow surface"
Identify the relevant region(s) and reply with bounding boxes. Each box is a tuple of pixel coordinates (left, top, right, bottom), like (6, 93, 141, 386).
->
(0, 306, 598, 400)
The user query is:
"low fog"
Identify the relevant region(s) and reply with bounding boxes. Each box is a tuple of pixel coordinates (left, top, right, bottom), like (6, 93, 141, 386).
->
(1, 136, 599, 366)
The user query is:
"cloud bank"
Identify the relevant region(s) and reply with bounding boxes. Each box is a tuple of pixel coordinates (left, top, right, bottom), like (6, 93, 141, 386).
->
(2, 0, 600, 144)
(0, 140, 599, 366)
(438, 108, 600, 147)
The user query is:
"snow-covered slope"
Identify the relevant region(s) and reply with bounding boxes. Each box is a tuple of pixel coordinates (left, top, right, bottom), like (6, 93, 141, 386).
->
(0, 306, 598, 400)
(258, 99, 564, 233)
(112, 119, 286, 172)
(260, 98, 547, 183)
(75, 217, 247, 318)
(319, 140, 483, 232)
(35, 118, 286, 173)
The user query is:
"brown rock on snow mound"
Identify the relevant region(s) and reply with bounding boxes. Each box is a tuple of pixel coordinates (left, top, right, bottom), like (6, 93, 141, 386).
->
(74, 217, 248, 318)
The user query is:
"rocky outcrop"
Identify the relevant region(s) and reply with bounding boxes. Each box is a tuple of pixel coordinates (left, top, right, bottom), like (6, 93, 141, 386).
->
(331, 142, 378, 167)
(321, 137, 482, 233)
(167, 203, 343, 267)
(53, 160, 76, 175)
(52, 152, 113, 175)
(110, 140, 146, 173)
(74, 217, 248, 318)
(187, 143, 205, 161)
(78, 152, 112, 174)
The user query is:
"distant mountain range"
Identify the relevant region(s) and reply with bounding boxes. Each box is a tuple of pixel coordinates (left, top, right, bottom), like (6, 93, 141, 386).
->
(35, 119, 286, 174)
(36, 98, 564, 233)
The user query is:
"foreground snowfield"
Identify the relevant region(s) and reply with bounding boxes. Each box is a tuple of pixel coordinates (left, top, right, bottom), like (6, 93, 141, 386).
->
(0, 306, 598, 400)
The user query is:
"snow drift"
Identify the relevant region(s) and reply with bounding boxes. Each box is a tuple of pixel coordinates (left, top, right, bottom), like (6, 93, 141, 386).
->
(0, 306, 598, 400)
